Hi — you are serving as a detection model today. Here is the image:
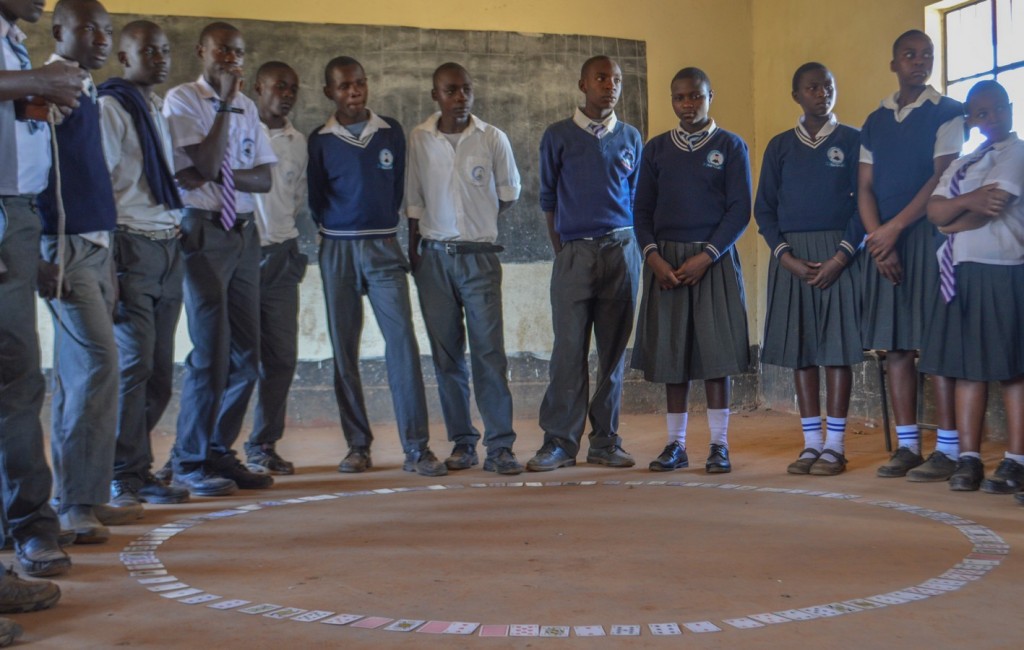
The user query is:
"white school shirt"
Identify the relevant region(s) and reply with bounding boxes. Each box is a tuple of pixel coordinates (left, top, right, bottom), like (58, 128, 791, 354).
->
(859, 86, 965, 164)
(572, 107, 617, 139)
(795, 113, 839, 148)
(1, 18, 50, 195)
(162, 76, 277, 214)
(934, 134, 1024, 265)
(253, 119, 307, 246)
(404, 113, 520, 243)
(99, 92, 181, 230)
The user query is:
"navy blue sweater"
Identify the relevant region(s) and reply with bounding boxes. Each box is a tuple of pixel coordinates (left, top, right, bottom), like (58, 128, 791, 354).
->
(539, 118, 643, 242)
(754, 125, 864, 261)
(307, 116, 405, 239)
(861, 96, 963, 221)
(37, 89, 116, 235)
(634, 126, 751, 261)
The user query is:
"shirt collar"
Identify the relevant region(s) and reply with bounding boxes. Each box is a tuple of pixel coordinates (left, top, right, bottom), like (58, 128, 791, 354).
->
(573, 107, 617, 137)
(670, 119, 717, 152)
(1, 16, 26, 43)
(795, 113, 838, 148)
(989, 132, 1019, 152)
(424, 111, 488, 138)
(264, 117, 300, 140)
(319, 109, 391, 145)
(46, 53, 95, 100)
(881, 85, 942, 112)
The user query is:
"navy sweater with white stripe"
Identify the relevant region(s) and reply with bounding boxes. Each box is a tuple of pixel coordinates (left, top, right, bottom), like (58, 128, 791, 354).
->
(754, 125, 864, 260)
(634, 127, 751, 261)
(307, 116, 405, 239)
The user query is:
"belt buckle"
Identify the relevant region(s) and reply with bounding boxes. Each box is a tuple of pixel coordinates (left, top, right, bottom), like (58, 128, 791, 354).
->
(444, 242, 458, 255)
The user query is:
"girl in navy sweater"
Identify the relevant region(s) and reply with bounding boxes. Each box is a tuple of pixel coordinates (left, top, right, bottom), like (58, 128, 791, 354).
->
(755, 63, 864, 476)
(632, 67, 751, 474)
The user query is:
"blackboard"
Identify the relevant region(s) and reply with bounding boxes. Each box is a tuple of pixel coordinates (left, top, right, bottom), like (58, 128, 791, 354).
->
(23, 15, 649, 263)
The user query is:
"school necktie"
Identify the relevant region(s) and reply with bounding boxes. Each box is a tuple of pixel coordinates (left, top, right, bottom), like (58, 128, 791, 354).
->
(219, 147, 236, 230)
(6, 33, 42, 133)
(587, 121, 607, 139)
(938, 144, 995, 303)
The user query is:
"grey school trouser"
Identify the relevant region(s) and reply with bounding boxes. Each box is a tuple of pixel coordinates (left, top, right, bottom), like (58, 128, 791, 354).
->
(320, 237, 429, 453)
(414, 242, 516, 452)
(41, 232, 119, 508)
(112, 229, 183, 481)
(174, 212, 260, 473)
(0, 196, 60, 544)
(247, 238, 306, 451)
(538, 229, 641, 457)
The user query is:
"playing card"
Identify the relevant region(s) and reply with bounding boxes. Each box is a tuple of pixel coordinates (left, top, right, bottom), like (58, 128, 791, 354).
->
(800, 606, 844, 617)
(648, 623, 682, 635)
(843, 599, 884, 610)
(776, 609, 817, 621)
(610, 625, 640, 636)
(573, 625, 605, 636)
(180, 594, 221, 605)
(722, 617, 765, 629)
(414, 621, 451, 634)
(905, 586, 945, 597)
(887, 591, 928, 601)
(864, 594, 910, 606)
(292, 610, 335, 622)
(147, 582, 190, 593)
(208, 599, 250, 610)
(539, 626, 569, 637)
(128, 563, 165, 571)
(478, 625, 509, 637)
(137, 576, 178, 585)
(264, 608, 307, 620)
(130, 570, 167, 577)
(443, 622, 478, 635)
(509, 624, 539, 637)
(384, 619, 425, 632)
(238, 603, 284, 615)
(826, 602, 863, 614)
(160, 588, 203, 599)
(683, 621, 722, 632)
(349, 616, 393, 629)
(749, 613, 791, 624)
(320, 614, 364, 626)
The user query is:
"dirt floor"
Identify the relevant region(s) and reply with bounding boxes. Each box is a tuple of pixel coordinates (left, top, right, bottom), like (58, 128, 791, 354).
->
(6, 411, 1023, 649)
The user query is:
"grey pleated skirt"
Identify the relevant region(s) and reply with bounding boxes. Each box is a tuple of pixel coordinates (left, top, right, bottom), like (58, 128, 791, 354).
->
(631, 241, 750, 383)
(918, 262, 1024, 381)
(761, 230, 864, 368)
(861, 218, 939, 351)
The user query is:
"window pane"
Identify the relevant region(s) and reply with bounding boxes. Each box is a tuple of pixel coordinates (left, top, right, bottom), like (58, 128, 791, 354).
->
(948, 77, 992, 153)
(946, 1, 995, 80)
(996, 0, 1024, 66)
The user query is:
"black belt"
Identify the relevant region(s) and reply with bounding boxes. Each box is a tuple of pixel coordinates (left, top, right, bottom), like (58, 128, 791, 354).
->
(183, 207, 254, 228)
(420, 239, 503, 254)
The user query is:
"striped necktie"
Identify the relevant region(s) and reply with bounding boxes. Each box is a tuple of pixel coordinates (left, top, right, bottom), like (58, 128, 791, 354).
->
(219, 147, 236, 230)
(939, 144, 994, 303)
(6, 33, 42, 133)
(587, 121, 607, 139)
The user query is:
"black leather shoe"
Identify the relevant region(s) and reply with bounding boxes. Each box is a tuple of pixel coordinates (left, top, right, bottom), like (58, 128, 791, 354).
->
(213, 456, 275, 489)
(586, 445, 635, 467)
(403, 448, 448, 477)
(981, 458, 1024, 494)
(949, 456, 985, 491)
(15, 537, 71, 578)
(338, 447, 372, 473)
(445, 444, 479, 470)
(705, 444, 732, 474)
(649, 442, 689, 472)
(137, 472, 190, 504)
(526, 442, 576, 472)
(483, 448, 523, 475)
(172, 467, 238, 497)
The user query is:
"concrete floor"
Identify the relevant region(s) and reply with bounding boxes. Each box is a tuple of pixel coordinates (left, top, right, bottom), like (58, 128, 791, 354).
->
(6, 411, 1022, 649)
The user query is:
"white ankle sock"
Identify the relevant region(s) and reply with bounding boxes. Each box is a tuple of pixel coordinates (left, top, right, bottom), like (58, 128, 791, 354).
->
(896, 425, 920, 454)
(667, 412, 688, 448)
(825, 416, 846, 454)
(800, 416, 822, 458)
(708, 408, 729, 447)
(935, 429, 959, 459)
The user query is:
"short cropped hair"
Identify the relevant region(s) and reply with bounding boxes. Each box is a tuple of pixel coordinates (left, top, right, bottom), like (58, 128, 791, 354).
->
(432, 61, 468, 87)
(580, 55, 613, 79)
(323, 56, 362, 85)
(199, 21, 239, 45)
(791, 62, 828, 93)
(672, 67, 711, 92)
(892, 29, 930, 57)
(966, 79, 1010, 107)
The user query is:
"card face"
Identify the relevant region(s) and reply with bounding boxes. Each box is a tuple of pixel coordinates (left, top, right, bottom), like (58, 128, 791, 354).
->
(509, 624, 539, 637)
(264, 608, 307, 620)
(865, 594, 910, 606)
(844, 599, 884, 610)
(610, 625, 641, 636)
(801, 606, 844, 618)
(478, 625, 509, 637)
(148, 582, 189, 593)
(444, 622, 479, 635)
(749, 613, 791, 624)
(349, 616, 393, 629)
(826, 602, 863, 614)
(683, 621, 722, 633)
(292, 611, 335, 623)
(776, 609, 817, 621)
(180, 594, 221, 605)
(573, 625, 605, 637)
(723, 617, 765, 629)
(320, 614, 364, 626)
(539, 626, 569, 637)
(137, 576, 178, 585)
(208, 599, 251, 610)
(130, 570, 167, 577)
(648, 623, 682, 636)
(160, 588, 203, 599)
(238, 603, 284, 615)
(384, 619, 425, 632)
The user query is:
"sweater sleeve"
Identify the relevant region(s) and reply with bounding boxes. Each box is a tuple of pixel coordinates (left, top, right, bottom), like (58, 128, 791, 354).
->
(392, 123, 406, 213)
(633, 141, 659, 257)
(538, 126, 560, 213)
(306, 133, 326, 226)
(837, 133, 865, 260)
(705, 135, 752, 261)
(753, 135, 790, 259)
(627, 129, 643, 212)
(402, 129, 426, 220)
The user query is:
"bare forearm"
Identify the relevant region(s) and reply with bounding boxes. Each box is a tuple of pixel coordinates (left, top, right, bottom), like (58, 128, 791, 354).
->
(939, 212, 992, 234)
(233, 165, 271, 194)
(185, 114, 232, 181)
(858, 164, 882, 233)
